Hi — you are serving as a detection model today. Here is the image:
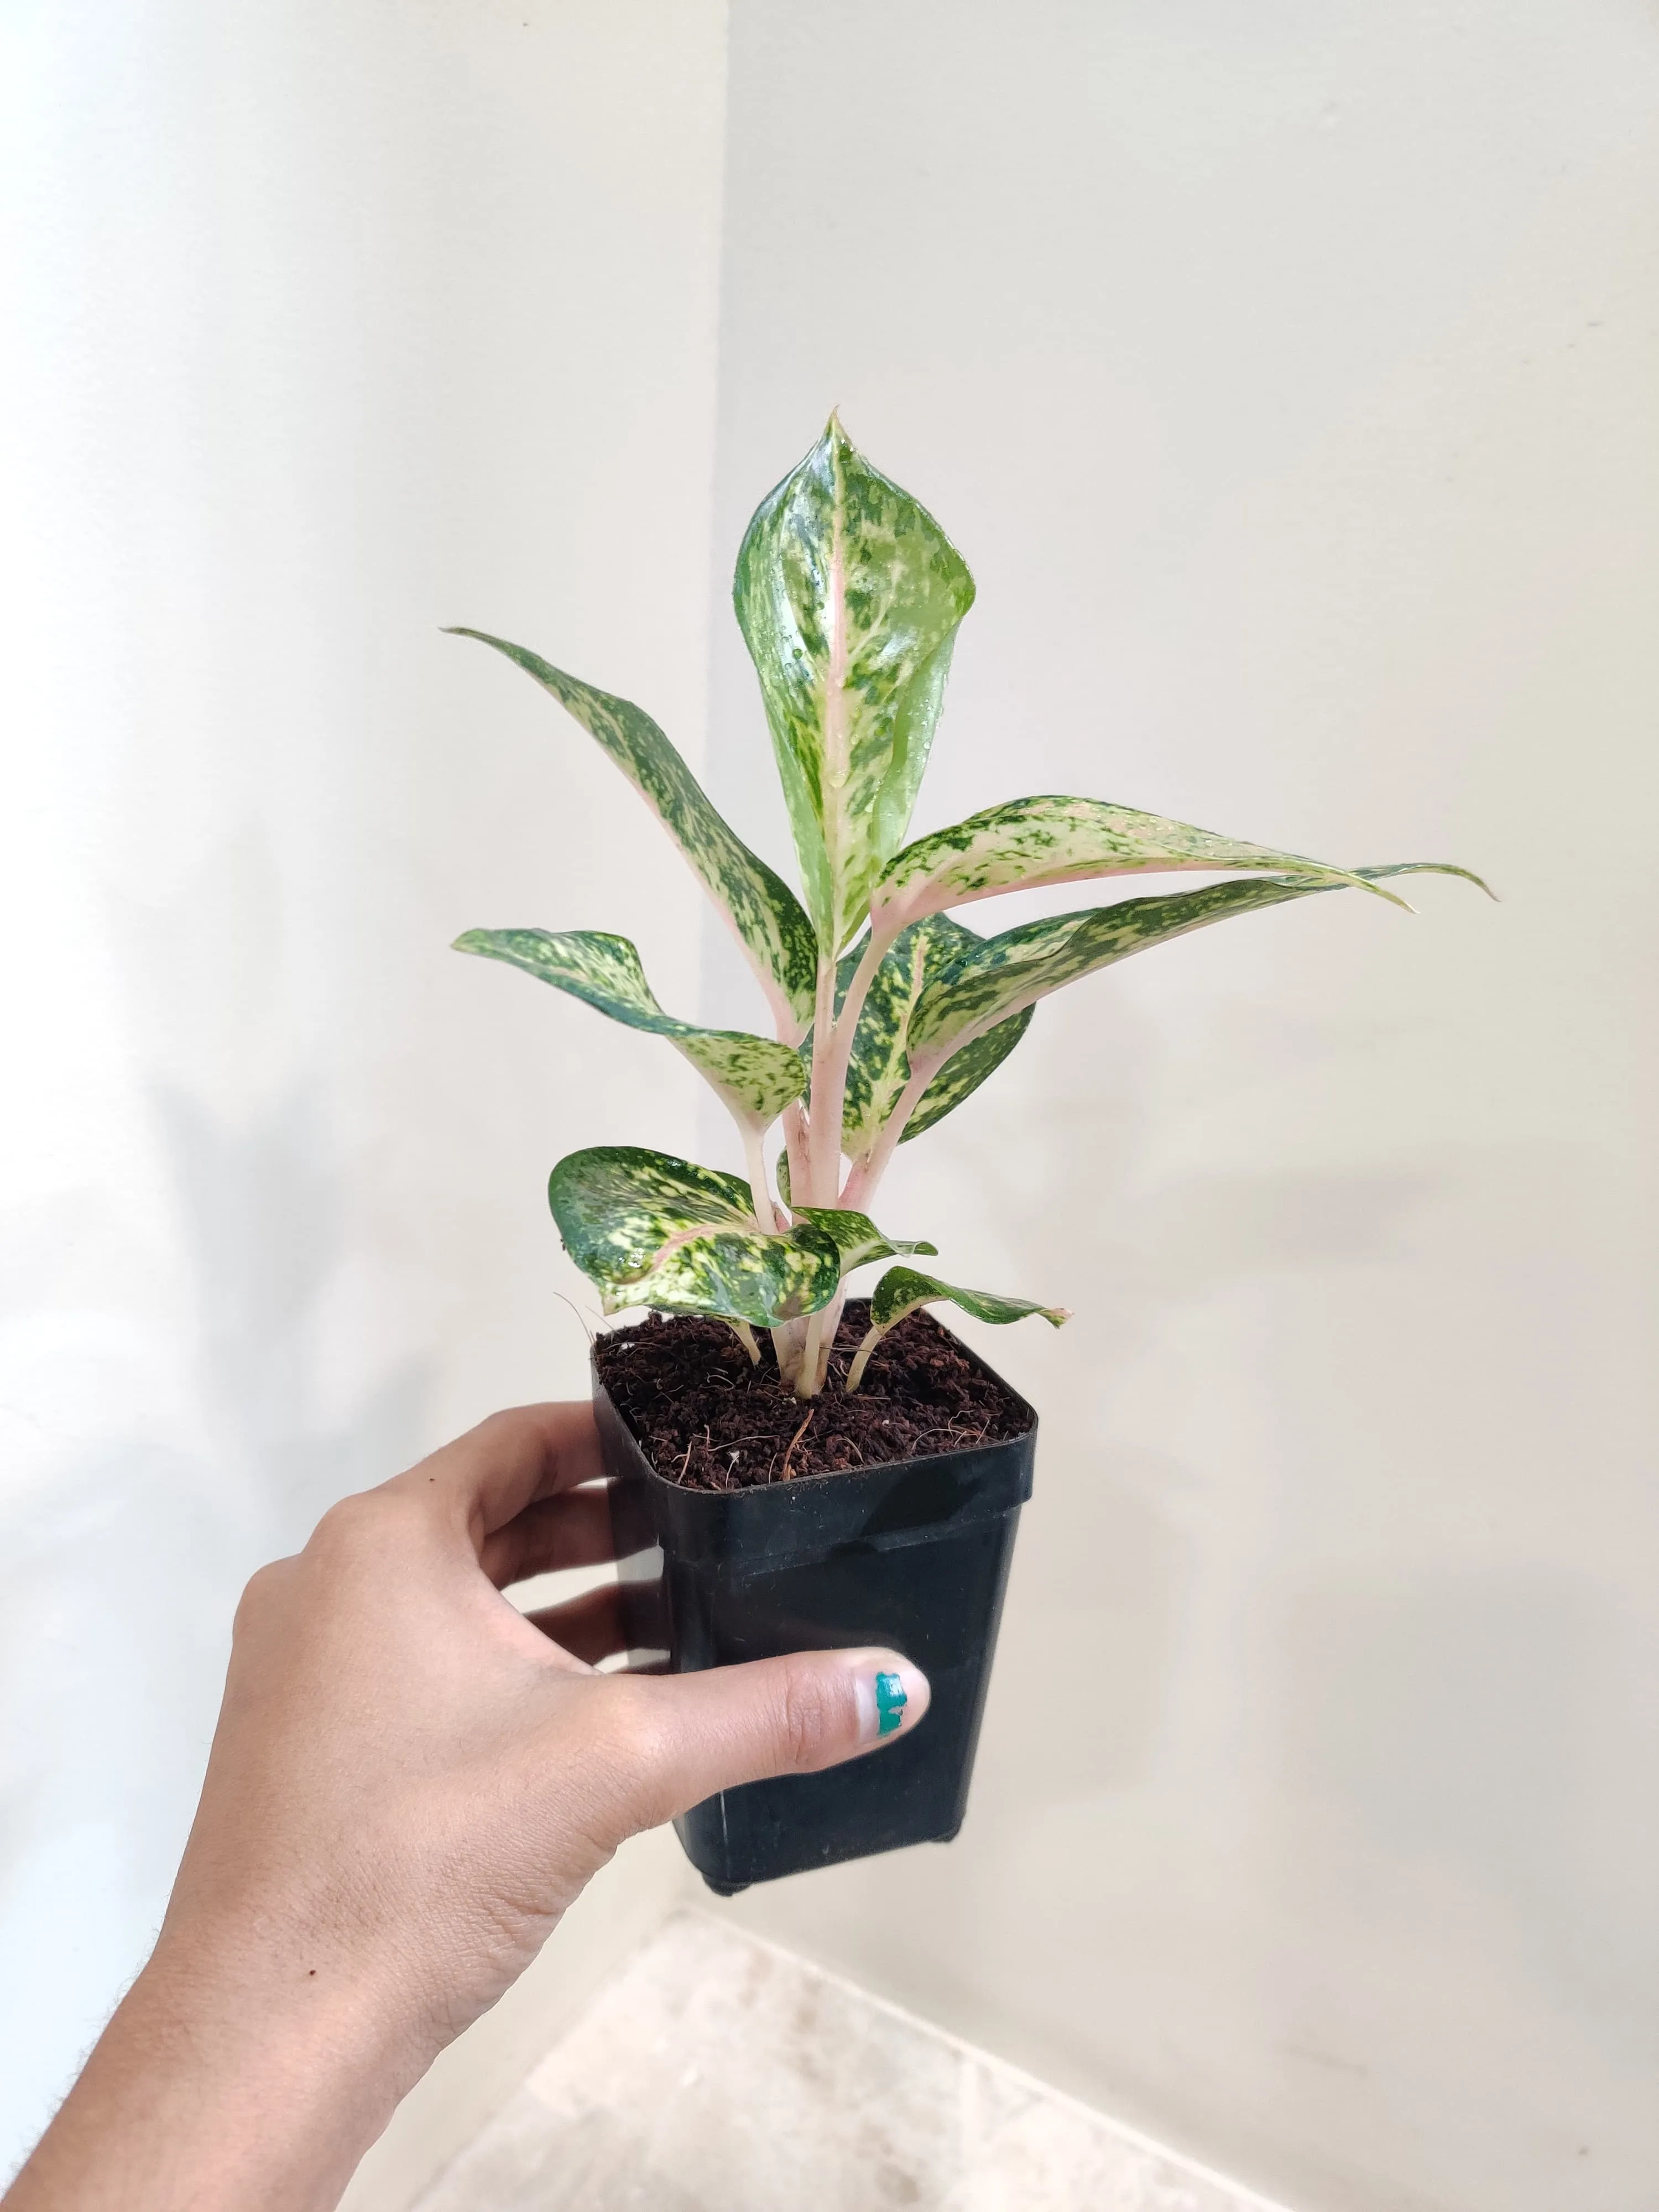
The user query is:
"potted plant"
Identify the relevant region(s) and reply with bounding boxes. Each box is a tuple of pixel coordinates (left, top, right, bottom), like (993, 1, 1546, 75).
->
(451, 416, 1485, 1893)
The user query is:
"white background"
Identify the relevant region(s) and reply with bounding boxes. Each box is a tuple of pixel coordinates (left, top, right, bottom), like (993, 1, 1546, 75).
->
(1, 0, 723, 2192)
(706, 11, 1659, 2212)
(3, 7, 1657, 2211)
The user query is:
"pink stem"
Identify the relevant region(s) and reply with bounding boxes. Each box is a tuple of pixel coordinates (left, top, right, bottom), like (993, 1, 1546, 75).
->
(806, 928, 889, 1207)
(781, 1100, 810, 1213)
(806, 955, 841, 1206)
(797, 1284, 847, 1400)
(838, 1050, 944, 1213)
(741, 1123, 780, 1234)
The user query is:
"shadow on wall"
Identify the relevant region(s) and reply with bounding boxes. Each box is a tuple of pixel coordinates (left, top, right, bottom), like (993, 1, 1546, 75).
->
(0, 1082, 432, 2178)
(977, 987, 1449, 1767)
(153, 1083, 432, 1538)
(740, 979, 1458, 2060)
(859, 974, 1452, 1777)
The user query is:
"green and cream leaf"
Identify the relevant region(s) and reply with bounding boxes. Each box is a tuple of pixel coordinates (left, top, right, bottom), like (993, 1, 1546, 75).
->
(733, 418, 976, 951)
(840, 916, 974, 1154)
(790, 1208, 938, 1276)
(846, 1266, 1070, 1391)
(807, 916, 1036, 1159)
(454, 928, 805, 1127)
(872, 795, 1423, 936)
(547, 1146, 840, 1326)
(455, 420, 1493, 1399)
(901, 1006, 1032, 1143)
(447, 630, 818, 1035)
(907, 864, 1486, 1059)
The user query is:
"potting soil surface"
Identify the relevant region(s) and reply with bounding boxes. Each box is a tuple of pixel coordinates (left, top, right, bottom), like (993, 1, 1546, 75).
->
(593, 1302, 1032, 1490)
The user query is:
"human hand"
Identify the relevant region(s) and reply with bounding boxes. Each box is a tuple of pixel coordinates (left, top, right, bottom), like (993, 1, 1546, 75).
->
(4, 1403, 928, 2212)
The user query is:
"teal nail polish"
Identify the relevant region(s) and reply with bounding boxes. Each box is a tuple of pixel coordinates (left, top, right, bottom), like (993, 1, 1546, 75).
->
(874, 1670, 908, 1736)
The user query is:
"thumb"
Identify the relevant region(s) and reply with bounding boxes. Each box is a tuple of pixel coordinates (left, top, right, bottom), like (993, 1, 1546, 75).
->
(608, 1647, 930, 1833)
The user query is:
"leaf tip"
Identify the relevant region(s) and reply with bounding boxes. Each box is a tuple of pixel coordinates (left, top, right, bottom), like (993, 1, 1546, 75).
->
(1353, 874, 1416, 914)
(1443, 865, 1500, 902)
(1357, 860, 1496, 907)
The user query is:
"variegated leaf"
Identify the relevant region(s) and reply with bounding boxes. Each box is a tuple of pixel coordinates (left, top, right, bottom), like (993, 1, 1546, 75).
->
(806, 916, 1037, 1160)
(908, 863, 1487, 1057)
(869, 1266, 1070, 1332)
(447, 630, 818, 1036)
(846, 1265, 1068, 1391)
(836, 916, 975, 1156)
(733, 418, 976, 952)
(901, 1006, 1032, 1143)
(872, 795, 1419, 936)
(791, 1207, 938, 1276)
(547, 1146, 840, 1326)
(454, 928, 805, 1128)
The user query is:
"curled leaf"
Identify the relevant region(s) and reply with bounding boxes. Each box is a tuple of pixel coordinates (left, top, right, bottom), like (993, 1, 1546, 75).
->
(790, 1207, 938, 1277)
(846, 1266, 1070, 1391)
(549, 1146, 840, 1326)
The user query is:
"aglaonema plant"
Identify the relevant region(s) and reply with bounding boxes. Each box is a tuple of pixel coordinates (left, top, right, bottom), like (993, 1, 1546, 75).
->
(452, 417, 1487, 1402)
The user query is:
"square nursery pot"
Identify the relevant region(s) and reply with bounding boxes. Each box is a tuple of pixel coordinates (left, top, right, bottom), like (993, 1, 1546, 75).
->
(594, 1327, 1036, 1895)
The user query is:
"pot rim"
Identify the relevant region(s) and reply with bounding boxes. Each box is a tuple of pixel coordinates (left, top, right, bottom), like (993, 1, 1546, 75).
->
(590, 1311, 1037, 1504)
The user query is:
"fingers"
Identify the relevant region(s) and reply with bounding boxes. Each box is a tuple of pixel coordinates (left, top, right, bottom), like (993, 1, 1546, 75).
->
(481, 1484, 615, 1589)
(393, 1404, 604, 1546)
(522, 1583, 629, 1668)
(604, 1648, 931, 1833)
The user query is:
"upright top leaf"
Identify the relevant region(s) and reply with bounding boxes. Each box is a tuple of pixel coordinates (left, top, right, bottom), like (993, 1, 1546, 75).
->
(733, 417, 976, 954)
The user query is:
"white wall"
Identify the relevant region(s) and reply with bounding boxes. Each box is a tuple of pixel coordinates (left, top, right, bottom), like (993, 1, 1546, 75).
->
(7, 8, 1658, 2212)
(0, 0, 726, 2193)
(702, 7, 1659, 2212)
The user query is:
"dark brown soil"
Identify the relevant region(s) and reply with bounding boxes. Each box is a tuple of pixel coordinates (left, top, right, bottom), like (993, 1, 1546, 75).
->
(593, 1301, 1033, 1491)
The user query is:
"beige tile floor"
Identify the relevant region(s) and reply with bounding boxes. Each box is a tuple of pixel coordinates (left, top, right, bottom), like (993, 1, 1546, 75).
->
(413, 1913, 1294, 2212)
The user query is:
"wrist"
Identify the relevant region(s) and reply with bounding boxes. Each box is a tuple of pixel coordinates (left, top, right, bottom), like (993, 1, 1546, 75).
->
(5, 1933, 417, 2212)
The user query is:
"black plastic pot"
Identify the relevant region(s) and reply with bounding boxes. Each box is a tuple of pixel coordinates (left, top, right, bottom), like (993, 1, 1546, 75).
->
(594, 1333, 1036, 1894)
